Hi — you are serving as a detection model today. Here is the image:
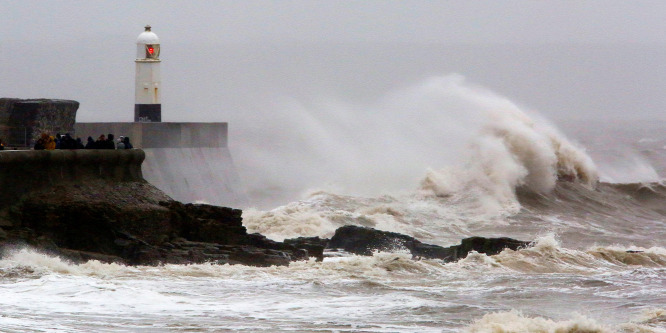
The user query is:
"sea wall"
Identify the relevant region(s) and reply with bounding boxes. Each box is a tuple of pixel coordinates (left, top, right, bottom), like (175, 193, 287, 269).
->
(0, 98, 79, 147)
(74, 122, 228, 148)
(142, 147, 246, 207)
(0, 149, 145, 210)
(75, 122, 246, 206)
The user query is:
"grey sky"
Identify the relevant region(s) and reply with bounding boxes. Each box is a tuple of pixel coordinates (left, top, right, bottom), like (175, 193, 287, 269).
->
(3, 1, 666, 205)
(1, 1, 665, 123)
(3, 1, 666, 44)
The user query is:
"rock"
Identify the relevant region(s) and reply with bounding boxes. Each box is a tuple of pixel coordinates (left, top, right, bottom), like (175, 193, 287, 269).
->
(284, 237, 328, 262)
(327, 225, 422, 256)
(327, 225, 530, 262)
(0, 174, 321, 267)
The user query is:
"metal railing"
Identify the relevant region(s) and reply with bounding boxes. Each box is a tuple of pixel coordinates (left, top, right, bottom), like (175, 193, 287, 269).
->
(2, 127, 30, 148)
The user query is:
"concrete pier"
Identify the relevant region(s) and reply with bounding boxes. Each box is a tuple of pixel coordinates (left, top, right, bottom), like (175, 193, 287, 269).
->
(74, 122, 227, 148)
(0, 149, 146, 210)
(75, 122, 246, 206)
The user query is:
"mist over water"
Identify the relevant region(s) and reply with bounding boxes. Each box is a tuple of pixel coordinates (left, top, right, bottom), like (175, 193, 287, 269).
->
(233, 74, 598, 210)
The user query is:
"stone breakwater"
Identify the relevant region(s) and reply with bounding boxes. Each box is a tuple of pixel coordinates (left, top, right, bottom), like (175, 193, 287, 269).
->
(0, 149, 530, 266)
(0, 98, 79, 147)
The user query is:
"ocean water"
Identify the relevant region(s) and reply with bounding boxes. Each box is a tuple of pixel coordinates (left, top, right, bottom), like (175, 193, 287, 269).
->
(1, 76, 665, 332)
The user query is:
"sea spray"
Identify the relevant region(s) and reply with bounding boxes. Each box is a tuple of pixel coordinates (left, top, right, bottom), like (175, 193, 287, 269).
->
(233, 74, 598, 209)
(464, 310, 612, 333)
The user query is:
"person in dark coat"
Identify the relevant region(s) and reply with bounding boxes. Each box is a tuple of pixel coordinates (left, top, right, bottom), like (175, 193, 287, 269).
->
(106, 134, 116, 149)
(55, 133, 61, 149)
(85, 136, 96, 149)
(123, 136, 133, 149)
(34, 133, 49, 150)
(95, 135, 106, 149)
(75, 137, 85, 149)
(0, 138, 4, 150)
(60, 133, 76, 149)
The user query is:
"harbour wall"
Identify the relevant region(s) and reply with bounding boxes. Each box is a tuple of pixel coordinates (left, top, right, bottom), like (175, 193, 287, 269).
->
(74, 122, 227, 148)
(0, 149, 145, 211)
(75, 122, 246, 207)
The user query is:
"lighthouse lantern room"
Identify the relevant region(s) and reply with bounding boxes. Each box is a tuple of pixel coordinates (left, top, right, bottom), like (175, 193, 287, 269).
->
(135, 25, 161, 122)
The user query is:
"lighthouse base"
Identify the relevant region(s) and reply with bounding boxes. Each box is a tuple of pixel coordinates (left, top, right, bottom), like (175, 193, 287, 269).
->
(134, 104, 161, 122)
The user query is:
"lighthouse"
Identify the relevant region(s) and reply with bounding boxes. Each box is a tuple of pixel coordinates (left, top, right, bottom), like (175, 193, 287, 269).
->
(75, 25, 243, 206)
(135, 25, 161, 122)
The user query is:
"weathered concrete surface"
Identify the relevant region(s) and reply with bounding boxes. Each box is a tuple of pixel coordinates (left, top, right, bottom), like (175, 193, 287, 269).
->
(0, 98, 79, 147)
(0, 150, 145, 211)
(142, 147, 247, 207)
(74, 122, 228, 148)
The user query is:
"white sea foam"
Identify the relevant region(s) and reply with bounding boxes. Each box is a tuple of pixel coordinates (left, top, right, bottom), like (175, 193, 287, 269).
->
(464, 310, 611, 333)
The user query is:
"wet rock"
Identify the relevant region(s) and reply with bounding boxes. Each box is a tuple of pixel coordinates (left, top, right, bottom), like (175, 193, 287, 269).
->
(284, 236, 328, 262)
(328, 225, 530, 262)
(0, 173, 321, 267)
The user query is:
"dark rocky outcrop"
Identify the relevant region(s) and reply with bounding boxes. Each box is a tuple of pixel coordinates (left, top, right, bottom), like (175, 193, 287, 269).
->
(327, 225, 530, 262)
(0, 182, 326, 266)
(284, 236, 328, 262)
(0, 98, 78, 147)
(0, 149, 324, 267)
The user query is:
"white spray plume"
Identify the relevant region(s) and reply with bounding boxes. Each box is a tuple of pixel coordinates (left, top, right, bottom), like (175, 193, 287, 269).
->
(231, 74, 598, 209)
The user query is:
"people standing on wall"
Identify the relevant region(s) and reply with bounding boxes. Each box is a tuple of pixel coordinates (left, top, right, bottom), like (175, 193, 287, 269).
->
(116, 136, 126, 149)
(106, 134, 116, 149)
(34, 133, 48, 150)
(58, 133, 76, 149)
(95, 135, 106, 149)
(85, 136, 95, 149)
(45, 136, 56, 150)
(123, 137, 133, 149)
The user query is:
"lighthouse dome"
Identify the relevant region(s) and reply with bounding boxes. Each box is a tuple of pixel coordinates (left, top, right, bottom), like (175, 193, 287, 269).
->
(137, 25, 159, 45)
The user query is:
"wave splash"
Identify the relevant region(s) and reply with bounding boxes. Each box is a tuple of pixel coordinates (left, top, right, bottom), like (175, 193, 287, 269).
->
(417, 76, 598, 214)
(465, 310, 611, 333)
(465, 308, 666, 333)
(3, 238, 665, 281)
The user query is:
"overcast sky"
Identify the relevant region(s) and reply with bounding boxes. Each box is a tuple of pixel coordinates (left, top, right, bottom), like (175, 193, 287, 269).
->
(3, 1, 666, 44)
(2, 1, 665, 123)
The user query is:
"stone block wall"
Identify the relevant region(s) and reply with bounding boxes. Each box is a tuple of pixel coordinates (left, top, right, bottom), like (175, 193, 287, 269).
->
(0, 98, 79, 147)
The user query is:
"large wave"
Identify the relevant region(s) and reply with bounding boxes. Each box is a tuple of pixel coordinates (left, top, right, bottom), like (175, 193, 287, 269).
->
(417, 76, 598, 214)
(232, 74, 598, 210)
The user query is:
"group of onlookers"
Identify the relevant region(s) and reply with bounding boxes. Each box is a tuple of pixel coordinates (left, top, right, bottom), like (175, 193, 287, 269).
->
(84, 134, 133, 149)
(33, 133, 133, 150)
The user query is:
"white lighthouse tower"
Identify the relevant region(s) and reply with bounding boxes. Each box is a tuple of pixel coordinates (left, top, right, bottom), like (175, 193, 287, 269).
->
(135, 25, 161, 122)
